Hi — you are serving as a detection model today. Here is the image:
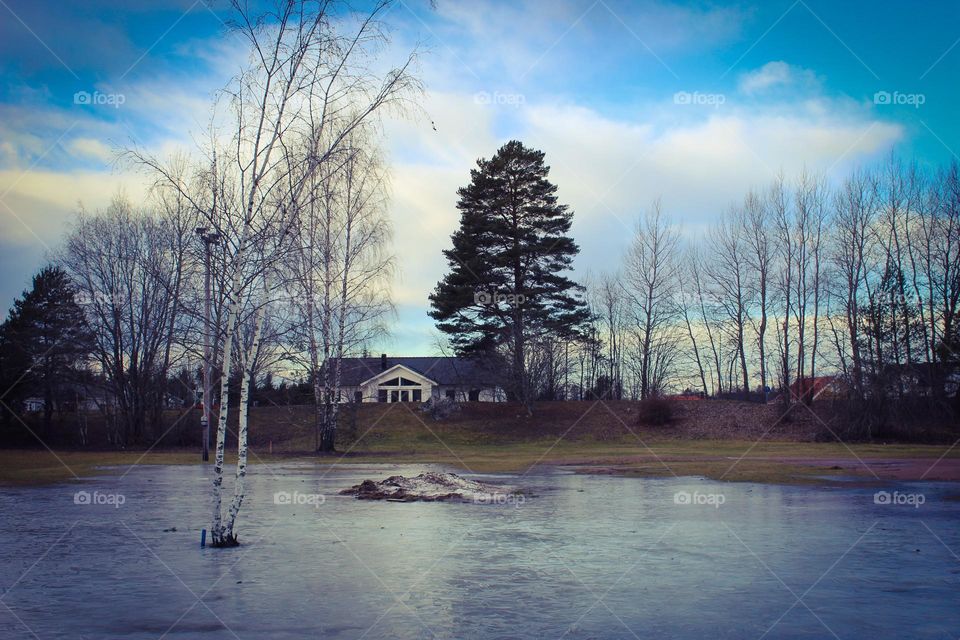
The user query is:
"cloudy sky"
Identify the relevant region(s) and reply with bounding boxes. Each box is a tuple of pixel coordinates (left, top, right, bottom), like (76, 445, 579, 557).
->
(1, 0, 958, 353)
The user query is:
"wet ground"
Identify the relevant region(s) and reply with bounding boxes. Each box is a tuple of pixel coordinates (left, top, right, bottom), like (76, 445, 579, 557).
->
(0, 463, 957, 639)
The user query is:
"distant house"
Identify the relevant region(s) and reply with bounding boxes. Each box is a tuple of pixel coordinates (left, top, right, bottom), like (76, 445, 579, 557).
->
(788, 376, 843, 402)
(22, 397, 45, 412)
(666, 389, 706, 401)
(327, 354, 504, 403)
(21, 384, 117, 413)
(22, 387, 185, 413)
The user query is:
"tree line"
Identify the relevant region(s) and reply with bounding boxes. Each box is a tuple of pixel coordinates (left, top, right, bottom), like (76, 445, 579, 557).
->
(424, 137, 958, 440)
(569, 156, 960, 437)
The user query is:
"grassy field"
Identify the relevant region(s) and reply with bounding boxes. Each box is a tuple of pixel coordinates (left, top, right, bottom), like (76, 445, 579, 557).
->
(2, 400, 957, 485)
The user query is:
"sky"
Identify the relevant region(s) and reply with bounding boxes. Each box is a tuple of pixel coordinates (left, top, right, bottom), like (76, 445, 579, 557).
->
(1, 0, 958, 354)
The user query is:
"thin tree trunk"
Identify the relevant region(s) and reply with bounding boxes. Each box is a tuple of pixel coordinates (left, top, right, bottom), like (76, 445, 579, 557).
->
(211, 245, 246, 547)
(224, 294, 266, 542)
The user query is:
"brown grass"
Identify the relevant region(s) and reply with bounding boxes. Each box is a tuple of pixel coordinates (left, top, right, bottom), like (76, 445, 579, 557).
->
(2, 400, 957, 485)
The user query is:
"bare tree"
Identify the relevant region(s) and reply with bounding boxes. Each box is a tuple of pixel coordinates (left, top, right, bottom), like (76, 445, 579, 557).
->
(285, 134, 394, 452)
(931, 162, 960, 394)
(744, 189, 772, 400)
(689, 244, 724, 395)
(591, 272, 627, 399)
(676, 251, 710, 396)
(790, 169, 828, 402)
(831, 167, 878, 398)
(61, 195, 194, 445)
(622, 200, 681, 398)
(770, 173, 795, 406)
(706, 206, 752, 393)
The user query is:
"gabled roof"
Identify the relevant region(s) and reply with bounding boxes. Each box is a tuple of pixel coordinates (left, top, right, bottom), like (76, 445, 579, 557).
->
(358, 363, 438, 387)
(329, 356, 499, 387)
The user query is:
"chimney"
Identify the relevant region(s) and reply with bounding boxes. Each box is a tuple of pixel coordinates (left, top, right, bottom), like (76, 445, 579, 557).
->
(380, 353, 387, 371)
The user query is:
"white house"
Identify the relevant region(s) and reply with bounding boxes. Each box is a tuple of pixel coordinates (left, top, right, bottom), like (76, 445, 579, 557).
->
(22, 397, 45, 412)
(329, 355, 504, 403)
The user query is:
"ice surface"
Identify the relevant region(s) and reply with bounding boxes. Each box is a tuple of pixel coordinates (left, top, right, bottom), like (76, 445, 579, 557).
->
(0, 463, 957, 639)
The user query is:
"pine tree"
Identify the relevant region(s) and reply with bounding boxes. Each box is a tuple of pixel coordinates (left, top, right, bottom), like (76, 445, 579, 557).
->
(0, 266, 94, 434)
(429, 140, 591, 407)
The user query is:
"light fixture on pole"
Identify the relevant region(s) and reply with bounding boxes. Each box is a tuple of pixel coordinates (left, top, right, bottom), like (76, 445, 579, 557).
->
(195, 226, 221, 462)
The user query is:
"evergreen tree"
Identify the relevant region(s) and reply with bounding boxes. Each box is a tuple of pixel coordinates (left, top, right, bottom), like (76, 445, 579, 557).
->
(0, 266, 94, 433)
(429, 140, 591, 407)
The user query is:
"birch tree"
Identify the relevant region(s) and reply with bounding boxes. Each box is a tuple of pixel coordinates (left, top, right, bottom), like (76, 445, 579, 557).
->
(285, 134, 394, 452)
(132, 0, 418, 546)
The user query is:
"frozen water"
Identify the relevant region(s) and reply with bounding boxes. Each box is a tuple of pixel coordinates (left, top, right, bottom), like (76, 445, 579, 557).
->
(0, 462, 957, 639)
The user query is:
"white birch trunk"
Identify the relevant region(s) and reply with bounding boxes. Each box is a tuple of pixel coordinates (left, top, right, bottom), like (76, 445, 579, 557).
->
(224, 293, 266, 540)
(211, 241, 247, 545)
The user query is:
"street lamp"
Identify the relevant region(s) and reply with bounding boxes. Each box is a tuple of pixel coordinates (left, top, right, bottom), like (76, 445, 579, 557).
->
(195, 227, 221, 462)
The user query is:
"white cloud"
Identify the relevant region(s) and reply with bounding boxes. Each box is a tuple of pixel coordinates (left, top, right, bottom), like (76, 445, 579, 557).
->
(65, 138, 116, 163)
(738, 61, 821, 95)
(383, 91, 904, 315)
(0, 169, 150, 247)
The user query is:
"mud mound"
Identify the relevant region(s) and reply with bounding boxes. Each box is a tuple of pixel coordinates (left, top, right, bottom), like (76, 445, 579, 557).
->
(341, 472, 519, 503)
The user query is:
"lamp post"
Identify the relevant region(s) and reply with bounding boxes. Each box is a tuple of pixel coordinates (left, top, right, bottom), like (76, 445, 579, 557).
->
(195, 227, 221, 462)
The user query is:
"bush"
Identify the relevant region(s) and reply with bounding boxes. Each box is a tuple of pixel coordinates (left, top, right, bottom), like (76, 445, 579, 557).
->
(420, 397, 461, 421)
(637, 396, 673, 426)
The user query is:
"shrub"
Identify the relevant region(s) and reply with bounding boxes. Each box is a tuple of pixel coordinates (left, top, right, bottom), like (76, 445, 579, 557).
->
(420, 397, 461, 421)
(637, 396, 673, 426)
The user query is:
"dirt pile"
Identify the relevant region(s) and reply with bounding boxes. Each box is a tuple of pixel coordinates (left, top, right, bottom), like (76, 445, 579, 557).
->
(341, 472, 520, 503)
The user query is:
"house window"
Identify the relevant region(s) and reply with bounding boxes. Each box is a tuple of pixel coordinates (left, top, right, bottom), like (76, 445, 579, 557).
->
(378, 389, 387, 403)
(390, 390, 400, 402)
(354, 391, 363, 403)
(468, 389, 480, 401)
(412, 389, 422, 402)
(445, 389, 455, 400)
(400, 390, 410, 402)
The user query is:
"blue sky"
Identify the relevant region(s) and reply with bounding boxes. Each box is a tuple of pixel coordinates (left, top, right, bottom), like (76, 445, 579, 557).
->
(1, 0, 958, 353)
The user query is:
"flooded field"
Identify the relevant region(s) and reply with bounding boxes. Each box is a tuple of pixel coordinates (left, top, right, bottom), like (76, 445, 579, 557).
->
(0, 463, 957, 639)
